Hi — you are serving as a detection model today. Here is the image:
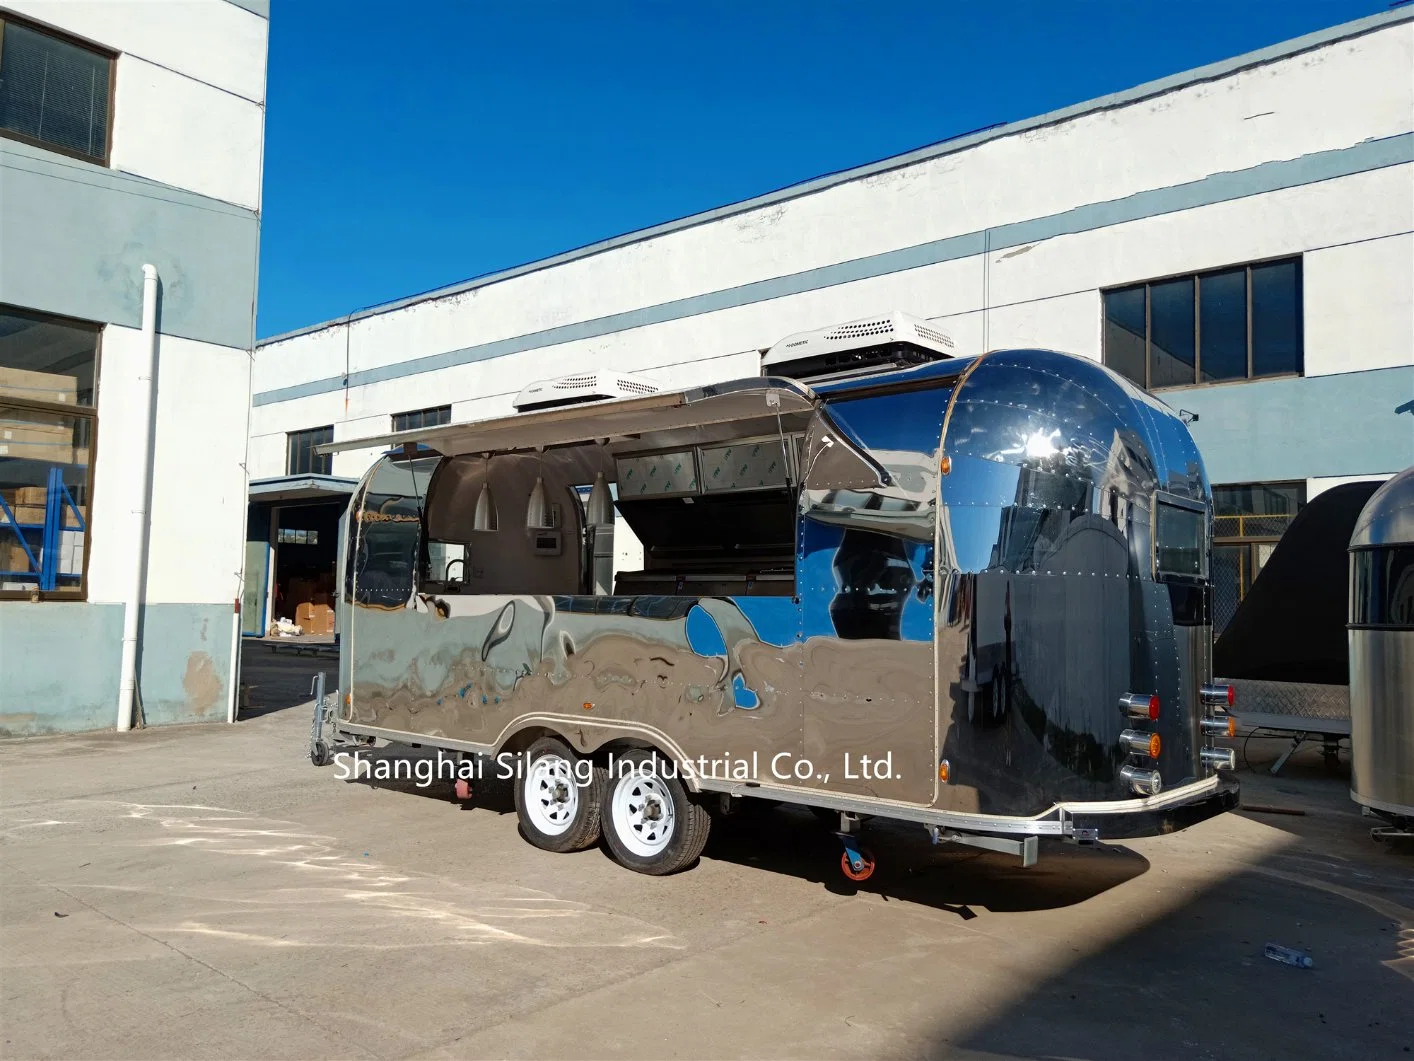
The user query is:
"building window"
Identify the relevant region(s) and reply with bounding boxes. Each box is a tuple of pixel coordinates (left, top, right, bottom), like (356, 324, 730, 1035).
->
(287, 427, 333, 476)
(0, 14, 114, 165)
(1212, 481, 1305, 634)
(392, 405, 451, 432)
(1103, 258, 1302, 390)
(277, 528, 319, 545)
(0, 305, 100, 599)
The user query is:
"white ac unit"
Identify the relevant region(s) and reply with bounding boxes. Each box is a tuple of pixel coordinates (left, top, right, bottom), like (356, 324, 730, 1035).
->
(512, 370, 659, 413)
(762, 311, 956, 382)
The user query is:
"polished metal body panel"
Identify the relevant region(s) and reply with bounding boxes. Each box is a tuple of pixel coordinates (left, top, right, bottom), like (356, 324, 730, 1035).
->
(1348, 466, 1414, 818)
(339, 349, 1229, 831)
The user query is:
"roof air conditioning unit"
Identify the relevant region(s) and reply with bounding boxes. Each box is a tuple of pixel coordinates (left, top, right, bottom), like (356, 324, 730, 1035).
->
(762, 311, 956, 383)
(512, 370, 659, 413)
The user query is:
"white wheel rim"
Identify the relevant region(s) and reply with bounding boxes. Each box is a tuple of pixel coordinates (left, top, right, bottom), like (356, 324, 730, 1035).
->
(523, 754, 579, 836)
(611, 770, 676, 857)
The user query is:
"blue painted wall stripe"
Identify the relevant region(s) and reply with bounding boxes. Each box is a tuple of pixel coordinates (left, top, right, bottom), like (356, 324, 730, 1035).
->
(0, 140, 260, 351)
(222, 0, 269, 19)
(254, 133, 1413, 408)
(1167, 366, 1414, 483)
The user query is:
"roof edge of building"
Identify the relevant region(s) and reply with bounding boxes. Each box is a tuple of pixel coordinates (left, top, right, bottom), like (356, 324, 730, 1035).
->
(257, 6, 1413, 350)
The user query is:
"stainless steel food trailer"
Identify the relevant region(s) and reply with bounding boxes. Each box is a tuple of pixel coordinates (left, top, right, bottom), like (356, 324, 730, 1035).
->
(1348, 465, 1414, 840)
(313, 315, 1239, 877)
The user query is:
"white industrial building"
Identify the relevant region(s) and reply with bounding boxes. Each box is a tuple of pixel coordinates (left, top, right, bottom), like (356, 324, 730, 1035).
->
(0, 0, 268, 733)
(249, 9, 1412, 640)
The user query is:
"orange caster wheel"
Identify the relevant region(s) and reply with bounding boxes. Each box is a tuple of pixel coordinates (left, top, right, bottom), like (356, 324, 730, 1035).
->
(841, 848, 875, 881)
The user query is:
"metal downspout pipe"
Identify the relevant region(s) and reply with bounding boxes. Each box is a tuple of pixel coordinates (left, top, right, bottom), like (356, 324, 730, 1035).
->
(116, 264, 159, 732)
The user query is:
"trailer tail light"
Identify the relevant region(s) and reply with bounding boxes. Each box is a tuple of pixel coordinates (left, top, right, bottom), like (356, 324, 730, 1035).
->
(1120, 730, 1162, 758)
(1202, 715, 1238, 739)
(1201, 683, 1235, 708)
(1119, 764, 1162, 796)
(1201, 747, 1236, 771)
(1120, 692, 1160, 721)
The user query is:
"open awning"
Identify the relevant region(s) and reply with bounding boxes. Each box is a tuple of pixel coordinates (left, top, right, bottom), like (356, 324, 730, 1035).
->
(248, 474, 359, 504)
(316, 378, 818, 458)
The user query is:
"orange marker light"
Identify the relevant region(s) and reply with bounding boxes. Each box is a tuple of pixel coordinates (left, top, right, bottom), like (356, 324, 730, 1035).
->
(940, 455, 953, 476)
(1225, 715, 1237, 739)
(582, 702, 594, 711)
(1148, 732, 1162, 758)
(938, 759, 950, 782)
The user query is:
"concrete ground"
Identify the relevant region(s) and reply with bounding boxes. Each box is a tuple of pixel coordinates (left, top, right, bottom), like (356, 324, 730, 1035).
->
(1, 693, 1410, 1060)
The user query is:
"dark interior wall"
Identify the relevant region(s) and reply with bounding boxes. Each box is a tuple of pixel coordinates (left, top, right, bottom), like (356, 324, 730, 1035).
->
(274, 501, 341, 621)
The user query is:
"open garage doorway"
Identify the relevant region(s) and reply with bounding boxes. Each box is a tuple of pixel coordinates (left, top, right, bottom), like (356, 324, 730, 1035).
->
(245, 475, 356, 638)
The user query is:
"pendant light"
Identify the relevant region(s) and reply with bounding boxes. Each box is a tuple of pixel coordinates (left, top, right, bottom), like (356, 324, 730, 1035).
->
(526, 452, 552, 529)
(472, 454, 498, 531)
(585, 471, 613, 525)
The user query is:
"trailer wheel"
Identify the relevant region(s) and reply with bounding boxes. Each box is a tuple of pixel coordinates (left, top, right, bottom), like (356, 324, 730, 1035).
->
(602, 749, 710, 875)
(310, 740, 332, 767)
(513, 736, 606, 853)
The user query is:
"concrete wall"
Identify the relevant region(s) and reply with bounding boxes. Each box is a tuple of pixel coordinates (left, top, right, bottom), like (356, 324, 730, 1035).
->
(0, 0, 267, 735)
(249, 13, 1414, 500)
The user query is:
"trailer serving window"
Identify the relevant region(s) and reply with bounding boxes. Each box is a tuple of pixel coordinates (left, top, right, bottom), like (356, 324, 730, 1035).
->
(613, 435, 799, 597)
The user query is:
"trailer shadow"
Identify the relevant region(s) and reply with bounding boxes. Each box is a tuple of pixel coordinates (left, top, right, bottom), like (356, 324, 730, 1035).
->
(932, 850, 1414, 1060)
(702, 803, 1151, 916)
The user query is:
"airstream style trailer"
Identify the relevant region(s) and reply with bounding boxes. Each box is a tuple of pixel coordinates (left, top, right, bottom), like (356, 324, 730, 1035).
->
(1349, 466, 1414, 840)
(315, 314, 1239, 877)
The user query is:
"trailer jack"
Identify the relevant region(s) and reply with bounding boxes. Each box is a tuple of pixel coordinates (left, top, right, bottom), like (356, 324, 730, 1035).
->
(929, 826, 1039, 867)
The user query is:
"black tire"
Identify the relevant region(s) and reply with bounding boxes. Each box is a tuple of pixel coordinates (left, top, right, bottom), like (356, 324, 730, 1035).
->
(513, 736, 606, 853)
(310, 740, 331, 767)
(602, 749, 711, 875)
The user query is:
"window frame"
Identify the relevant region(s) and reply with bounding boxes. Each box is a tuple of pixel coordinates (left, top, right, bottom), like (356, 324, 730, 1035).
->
(0, 303, 102, 601)
(0, 10, 118, 167)
(391, 405, 452, 433)
(1102, 255, 1304, 391)
(286, 426, 335, 477)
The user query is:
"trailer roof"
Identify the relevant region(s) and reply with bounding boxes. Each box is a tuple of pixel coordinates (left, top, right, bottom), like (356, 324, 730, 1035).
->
(316, 377, 817, 458)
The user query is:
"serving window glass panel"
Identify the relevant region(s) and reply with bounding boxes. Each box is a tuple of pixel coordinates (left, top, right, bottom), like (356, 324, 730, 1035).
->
(1103, 258, 1303, 390)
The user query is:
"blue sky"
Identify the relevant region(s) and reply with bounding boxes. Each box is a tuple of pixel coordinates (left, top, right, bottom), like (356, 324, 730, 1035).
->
(256, 0, 1391, 338)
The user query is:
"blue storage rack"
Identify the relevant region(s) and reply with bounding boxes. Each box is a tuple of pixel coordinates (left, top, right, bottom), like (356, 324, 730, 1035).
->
(0, 465, 87, 591)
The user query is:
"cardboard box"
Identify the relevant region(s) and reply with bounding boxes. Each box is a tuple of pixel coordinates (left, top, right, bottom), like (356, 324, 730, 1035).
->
(295, 601, 335, 634)
(0, 366, 78, 406)
(0, 420, 72, 464)
(6, 504, 84, 528)
(1, 542, 36, 573)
